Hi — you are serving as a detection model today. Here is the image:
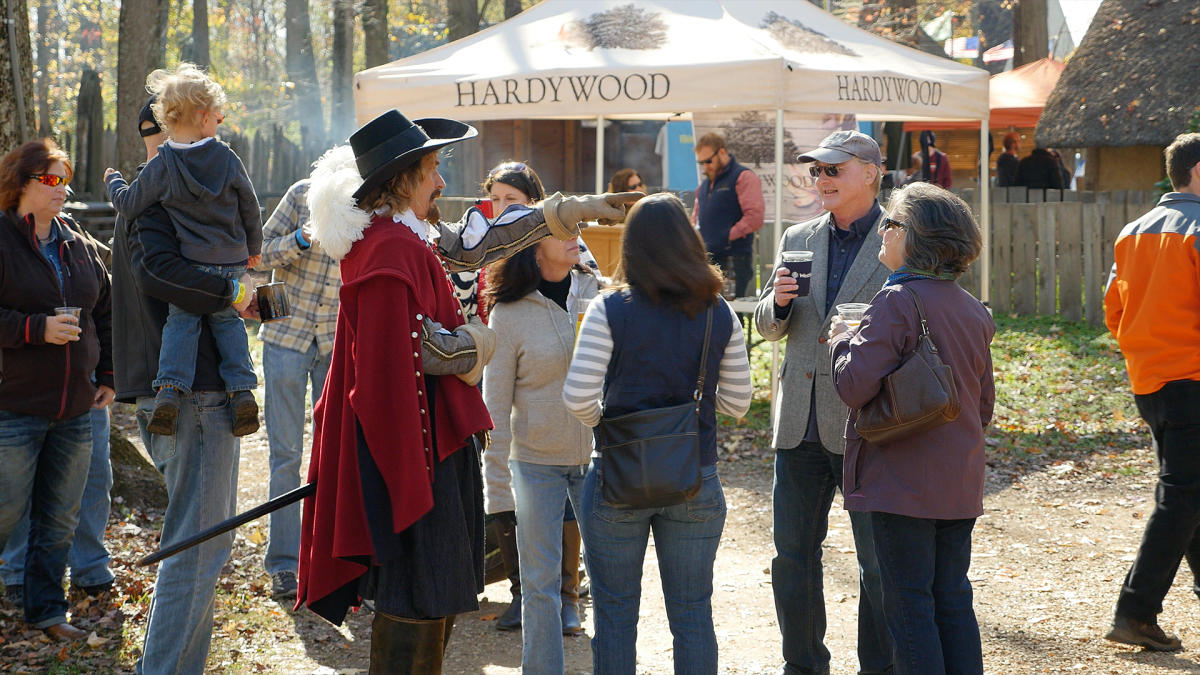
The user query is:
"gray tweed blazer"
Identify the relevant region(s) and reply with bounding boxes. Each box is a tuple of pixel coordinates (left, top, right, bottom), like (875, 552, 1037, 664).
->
(754, 210, 890, 454)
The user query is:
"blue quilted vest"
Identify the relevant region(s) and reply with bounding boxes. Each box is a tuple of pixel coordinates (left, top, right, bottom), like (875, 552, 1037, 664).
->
(696, 157, 752, 257)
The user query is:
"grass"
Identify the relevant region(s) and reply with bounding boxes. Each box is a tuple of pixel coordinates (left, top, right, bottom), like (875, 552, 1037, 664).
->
(728, 314, 1149, 470)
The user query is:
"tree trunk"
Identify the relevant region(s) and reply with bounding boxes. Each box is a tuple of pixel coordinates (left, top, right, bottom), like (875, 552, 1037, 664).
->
(117, 0, 169, 177)
(1012, 0, 1048, 68)
(0, 0, 35, 151)
(286, 0, 324, 148)
(73, 70, 104, 199)
(109, 423, 167, 510)
(446, 0, 479, 42)
(192, 0, 210, 69)
(330, 0, 355, 141)
(504, 0, 522, 20)
(363, 0, 388, 68)
(36, 0, 51, 137)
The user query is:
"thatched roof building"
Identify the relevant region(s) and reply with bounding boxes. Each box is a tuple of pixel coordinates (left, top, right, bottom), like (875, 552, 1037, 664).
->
(1037, 0, 1200, 148)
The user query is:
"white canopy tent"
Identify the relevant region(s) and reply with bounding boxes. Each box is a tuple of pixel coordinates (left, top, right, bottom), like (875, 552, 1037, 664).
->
(355, 0, 991, 295)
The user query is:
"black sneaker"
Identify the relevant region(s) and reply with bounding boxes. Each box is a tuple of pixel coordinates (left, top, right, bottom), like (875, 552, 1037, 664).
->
(147, 387, 181, 436)
(1105, 615, 1183, 651)
(496, 596, 521, 631)
(271, 571, 297, 601)
(231, 391, 260, 437)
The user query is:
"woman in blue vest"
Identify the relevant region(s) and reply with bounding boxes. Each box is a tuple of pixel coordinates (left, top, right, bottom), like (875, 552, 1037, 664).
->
(563, 193, 752, 674)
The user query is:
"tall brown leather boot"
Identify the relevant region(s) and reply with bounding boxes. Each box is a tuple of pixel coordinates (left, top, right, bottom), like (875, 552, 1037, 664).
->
(442, 615, 456, 654)
(369, 611, 447, 674)
(561, 520, 583, 635)
(491, 512, 521, 631)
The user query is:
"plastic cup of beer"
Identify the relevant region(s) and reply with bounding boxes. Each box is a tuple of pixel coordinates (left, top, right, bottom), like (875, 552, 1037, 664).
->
(834, 302, 871, 330)
(54, 306, 82, 320)
(781, 251, 814, 297)
(576, 298, 591, 344)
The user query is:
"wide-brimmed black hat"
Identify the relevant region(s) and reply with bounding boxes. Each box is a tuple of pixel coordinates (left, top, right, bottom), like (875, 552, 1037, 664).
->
(350, 110, 477, 201)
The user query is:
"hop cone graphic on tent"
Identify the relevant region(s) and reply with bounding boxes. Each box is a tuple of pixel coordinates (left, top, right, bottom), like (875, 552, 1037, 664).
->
(761, 11, 856, 56)
(721, 111, 801, 168)
(565, 3, 668, 50)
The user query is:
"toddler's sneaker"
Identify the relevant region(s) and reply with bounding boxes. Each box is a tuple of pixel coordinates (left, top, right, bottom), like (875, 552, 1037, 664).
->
(231, 390, 259, 437)
(147, 386, 181, 436)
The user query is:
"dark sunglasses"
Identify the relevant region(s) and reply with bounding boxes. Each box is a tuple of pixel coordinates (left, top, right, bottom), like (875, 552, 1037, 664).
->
(627, 180, 643, 190)
(489, 162, 528, 177)
(696, 152, 718, 166)
(29, 174, 68, 187)
(880, 217, 907, 232)
(808, 164, 841, 178)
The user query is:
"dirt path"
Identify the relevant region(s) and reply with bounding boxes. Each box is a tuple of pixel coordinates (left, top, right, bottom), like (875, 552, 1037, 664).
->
(214, 426, 1200, 674)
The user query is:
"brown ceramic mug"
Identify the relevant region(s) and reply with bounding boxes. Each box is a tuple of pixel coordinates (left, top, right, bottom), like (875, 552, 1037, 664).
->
(255, 282, 291, 322)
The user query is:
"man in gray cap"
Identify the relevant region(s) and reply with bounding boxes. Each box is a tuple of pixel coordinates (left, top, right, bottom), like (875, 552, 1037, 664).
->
(754, 129, 893, 675)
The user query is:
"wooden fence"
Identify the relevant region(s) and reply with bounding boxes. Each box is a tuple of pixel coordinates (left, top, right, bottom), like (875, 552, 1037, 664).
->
(942, 188, 1160, 326)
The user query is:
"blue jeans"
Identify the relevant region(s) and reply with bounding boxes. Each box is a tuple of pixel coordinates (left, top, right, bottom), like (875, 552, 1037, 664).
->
(510, 460, 587, 675)
(1117, 379, 1200, 620)
(772, 442, 891, 674)
(2, 407, 114, 590)
(0, 410, 91, 628)
(869, 513, 981, 675)
(154, 264, 256, 393)
(135, 392, 240, 675)
(578, 461, 726, 675)
(262, 340, 331, 576)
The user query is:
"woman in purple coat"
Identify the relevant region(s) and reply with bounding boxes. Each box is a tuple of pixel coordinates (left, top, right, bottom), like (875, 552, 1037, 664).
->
(829, 182, 995, 675)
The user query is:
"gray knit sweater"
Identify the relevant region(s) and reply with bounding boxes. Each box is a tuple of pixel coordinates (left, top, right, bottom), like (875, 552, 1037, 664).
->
(481, 270, 601, 514)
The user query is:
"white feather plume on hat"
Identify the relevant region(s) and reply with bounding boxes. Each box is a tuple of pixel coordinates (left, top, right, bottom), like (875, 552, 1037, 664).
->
(307, 145, 370, 261)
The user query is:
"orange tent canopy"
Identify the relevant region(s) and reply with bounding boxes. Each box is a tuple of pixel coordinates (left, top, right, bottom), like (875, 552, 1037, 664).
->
(903, 58, 1065, 131)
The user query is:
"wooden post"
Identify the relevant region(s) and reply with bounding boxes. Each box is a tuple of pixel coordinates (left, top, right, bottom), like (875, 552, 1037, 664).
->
(991, 203, 1013, 314)
(1036, 204, 1057, 316)
(1011, 204, 1037, 315)
(1057, 202, 1083, 321)
(1083, 202, 1105, 326)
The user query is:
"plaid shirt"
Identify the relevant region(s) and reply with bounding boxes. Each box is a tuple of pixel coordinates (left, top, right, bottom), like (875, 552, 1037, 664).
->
(256, 179, 341, 355)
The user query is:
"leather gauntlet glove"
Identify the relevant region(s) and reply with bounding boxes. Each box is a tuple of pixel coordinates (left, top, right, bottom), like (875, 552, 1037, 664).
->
(541, 192, 644, 238)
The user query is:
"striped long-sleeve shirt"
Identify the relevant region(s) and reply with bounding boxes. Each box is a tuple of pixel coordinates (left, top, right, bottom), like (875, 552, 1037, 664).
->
(562, 295, 753, 427)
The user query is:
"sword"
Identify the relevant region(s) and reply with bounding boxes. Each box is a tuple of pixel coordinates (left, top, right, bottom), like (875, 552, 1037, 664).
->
(138, 482, 316, 566)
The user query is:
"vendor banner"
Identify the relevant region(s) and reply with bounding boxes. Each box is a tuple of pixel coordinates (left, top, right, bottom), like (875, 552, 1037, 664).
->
(692, 111, 856, 225)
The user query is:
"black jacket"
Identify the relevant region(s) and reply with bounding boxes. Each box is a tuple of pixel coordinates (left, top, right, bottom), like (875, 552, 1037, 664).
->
(112, 200, 237, 403)
(0, 210, 112, 419)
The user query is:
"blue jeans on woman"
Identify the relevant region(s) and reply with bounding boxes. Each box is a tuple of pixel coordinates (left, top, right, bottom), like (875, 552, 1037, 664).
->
(154, 264, 256, 394)
(869, 512, 982, 675)
(510, 460, 587, 675)
(2, 407, 114, 591)
(578, 462, 726, 675)
(0, 410, 92, 628)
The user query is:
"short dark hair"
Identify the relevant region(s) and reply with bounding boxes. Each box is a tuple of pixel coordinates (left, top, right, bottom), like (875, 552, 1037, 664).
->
(614, 193, 723, 318)
(482, 161, 545, 202)
(1003, 132, 1020, 152)
(1165, 132, 1200, 191)
(886, 182, 981, 278)
(695, 132, 726, 152)
(0, 139, 73, 212)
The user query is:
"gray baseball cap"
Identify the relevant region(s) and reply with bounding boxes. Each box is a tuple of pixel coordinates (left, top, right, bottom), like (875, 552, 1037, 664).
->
(797, 130, 882, 165)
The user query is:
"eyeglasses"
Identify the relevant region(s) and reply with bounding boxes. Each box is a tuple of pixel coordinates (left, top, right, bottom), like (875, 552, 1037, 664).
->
(29, 174, 68, 187)
(696, 152, 718, 166)
(808, 164, 841, 178)
(488, 162, 528, 177)
(880, 217, 907, 232)
(627, 180, 643, 190)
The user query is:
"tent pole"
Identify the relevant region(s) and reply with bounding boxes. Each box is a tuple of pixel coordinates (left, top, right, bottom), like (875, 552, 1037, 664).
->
(770, 108, 785, 427)
(979, 119, 991, 303)
(595, 115, 605, 193)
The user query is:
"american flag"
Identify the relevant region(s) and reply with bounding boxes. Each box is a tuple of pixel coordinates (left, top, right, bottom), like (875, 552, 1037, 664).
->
(983, 40, 1014, 63)
(943, 36, 980, 58)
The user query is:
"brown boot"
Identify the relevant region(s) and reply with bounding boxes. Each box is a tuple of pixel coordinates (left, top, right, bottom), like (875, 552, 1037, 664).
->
(369, 611, 448, 674)
(561, 520, 583, 635)
(442, 615, 456, 654)
(492, 512, 521, 631)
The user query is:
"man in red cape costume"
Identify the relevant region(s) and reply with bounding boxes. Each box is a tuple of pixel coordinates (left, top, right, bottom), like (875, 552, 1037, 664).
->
(296, 109, 638, 673)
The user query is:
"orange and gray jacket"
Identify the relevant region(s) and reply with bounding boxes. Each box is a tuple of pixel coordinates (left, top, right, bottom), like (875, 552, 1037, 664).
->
(0, 210, 113, 419)
(1105, 192, 1200, 395)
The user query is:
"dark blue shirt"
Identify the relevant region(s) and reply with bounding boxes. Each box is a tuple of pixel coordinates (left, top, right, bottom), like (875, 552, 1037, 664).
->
(824, 202, 881, 314)
(37, 220, 65, 292)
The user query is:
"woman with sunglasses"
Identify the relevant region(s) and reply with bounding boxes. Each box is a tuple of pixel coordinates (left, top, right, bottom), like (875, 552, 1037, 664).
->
(829, 182, 994, 674)
(0, 139, 114, 641)
(478, 160, 596, 639)
(607, 168, 645, 193)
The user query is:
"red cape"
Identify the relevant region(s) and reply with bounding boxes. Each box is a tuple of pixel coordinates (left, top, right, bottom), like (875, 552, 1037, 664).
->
(297, 217, 492, 622)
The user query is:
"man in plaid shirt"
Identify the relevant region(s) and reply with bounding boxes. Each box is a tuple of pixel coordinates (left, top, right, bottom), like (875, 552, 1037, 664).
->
(256, 178, 340, 600)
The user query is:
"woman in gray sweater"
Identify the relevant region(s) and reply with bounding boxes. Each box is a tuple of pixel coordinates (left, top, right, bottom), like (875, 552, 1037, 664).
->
(482, 234, 601, 674)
